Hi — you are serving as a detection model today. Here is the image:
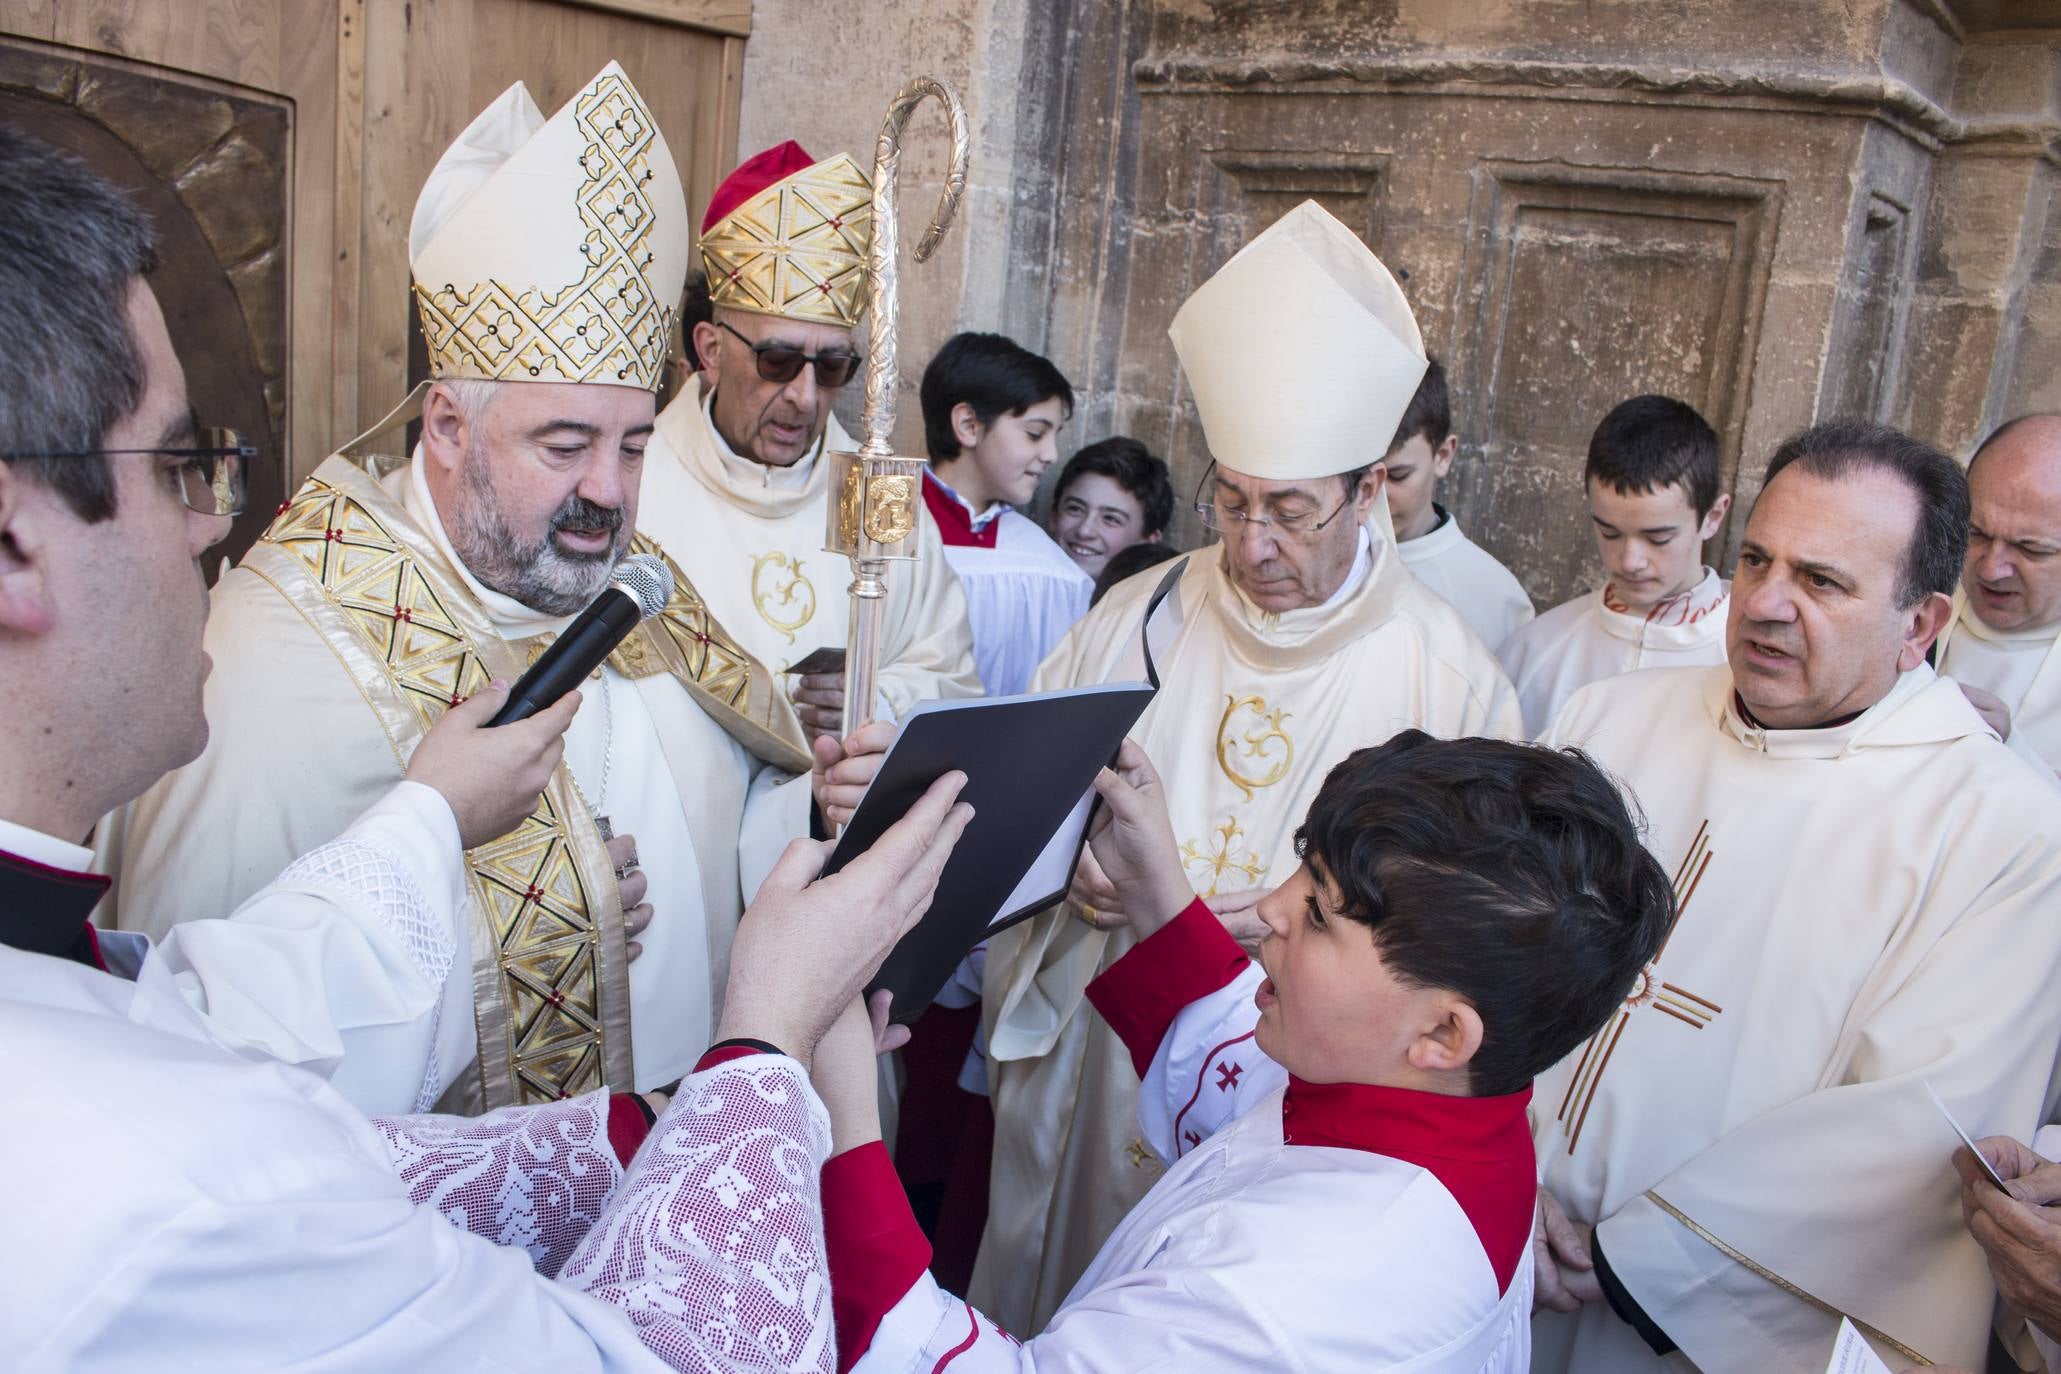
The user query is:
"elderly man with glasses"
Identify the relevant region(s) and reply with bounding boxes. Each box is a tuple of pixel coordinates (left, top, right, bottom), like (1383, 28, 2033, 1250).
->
(638, 141, 982, 748)
(961, 201, 1523, 1336)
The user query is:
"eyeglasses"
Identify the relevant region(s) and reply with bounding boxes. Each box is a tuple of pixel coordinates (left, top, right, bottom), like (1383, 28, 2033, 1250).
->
(1, 427, 253, 516)
(718, 319, 862, 389)
(1192, 464, 1357, 545)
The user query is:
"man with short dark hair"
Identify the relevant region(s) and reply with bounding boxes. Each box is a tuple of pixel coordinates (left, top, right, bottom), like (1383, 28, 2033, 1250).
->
(918, 331, 1091, 697)
(640, 141, 981, 744)
(817, 732, 1673, 1371)
(0, 124, 978, 1371)
(1386, 358, 1534, 652)
(1529, 421, 2061, 1373)
(1936, 413, 2061, 776)
(1050, 436, 1174, 581)
(1500, 394, 1732, 734)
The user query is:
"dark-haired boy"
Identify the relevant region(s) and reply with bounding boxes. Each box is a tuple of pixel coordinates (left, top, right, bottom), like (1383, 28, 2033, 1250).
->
(1388, 359, 1534, 651)
(1049, 436, 1174, 581)
(921, 332, 1093, 696)
(813, 731, 1675, 1372)
(1497, 395, 1732, 735)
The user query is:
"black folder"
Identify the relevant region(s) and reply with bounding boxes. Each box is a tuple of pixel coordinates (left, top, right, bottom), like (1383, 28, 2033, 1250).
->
(822, 560, 1185, 1022)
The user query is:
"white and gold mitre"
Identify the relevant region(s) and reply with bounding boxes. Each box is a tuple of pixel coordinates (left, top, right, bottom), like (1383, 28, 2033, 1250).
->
(1169, 200, 1426, 481)
(699, 140, 873, 329)
(409, 61, 688, 392)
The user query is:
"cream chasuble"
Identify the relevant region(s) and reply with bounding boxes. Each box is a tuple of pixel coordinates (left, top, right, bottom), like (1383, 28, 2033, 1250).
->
(1499, 570, 1731, 737)
(1532, 664, 2061, 1374)
(104, 451, 811, 1115)
(1937, 591, 2061, 777)
(973, 532, 1523, 1334)
(1398, 510, 1535, 653)
(640, 378, 984, 717)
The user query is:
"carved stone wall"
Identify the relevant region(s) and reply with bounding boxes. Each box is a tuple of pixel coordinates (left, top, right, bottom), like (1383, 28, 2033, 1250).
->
(741, 0, 2060, 612)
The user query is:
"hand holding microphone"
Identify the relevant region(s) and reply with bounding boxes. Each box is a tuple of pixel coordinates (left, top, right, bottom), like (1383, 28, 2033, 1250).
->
(407, 555, 674, 847)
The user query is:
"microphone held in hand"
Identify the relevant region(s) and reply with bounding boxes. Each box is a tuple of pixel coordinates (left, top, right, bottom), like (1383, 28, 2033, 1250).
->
(487, 554, 674, 726)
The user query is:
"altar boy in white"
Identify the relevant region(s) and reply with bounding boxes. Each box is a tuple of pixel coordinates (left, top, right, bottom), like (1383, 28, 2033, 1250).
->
(814, 732, 1673, 1372)
(1498, 395, 1732, 735)
(1388, 358, 1534, 652)
(1529, 422, 2061, 1373)
(1936, 413, 2061, 776)
(975, 201, 1523, 1336)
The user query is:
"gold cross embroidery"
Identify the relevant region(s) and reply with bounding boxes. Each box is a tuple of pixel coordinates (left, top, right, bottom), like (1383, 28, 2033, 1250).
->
(1180, 817, 1268, 897)
(1556, 819, 1723, 1155)
(1124, 1138, 1164, 1173)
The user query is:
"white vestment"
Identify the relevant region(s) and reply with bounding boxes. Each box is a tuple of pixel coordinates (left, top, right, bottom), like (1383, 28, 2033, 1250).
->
(641, 380, 983, 716)
(1532, 664, 2061, 1373)
(923, 470, 1093, 698)
(975, 530, 1523, 1333)
(1398, 509, 1534, 653)
(104, 452, 811, 1112)
(1937, 591, 2061, 777)
(846, 903, 1532, 1372)
(2, 926, 839, 1371)
(1498, 569, 1730, 736)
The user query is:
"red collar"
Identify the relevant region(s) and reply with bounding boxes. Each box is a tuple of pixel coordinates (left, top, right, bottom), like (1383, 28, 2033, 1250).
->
(1283, 1077, 1535, 1295)
(921, 469, 1003, 549)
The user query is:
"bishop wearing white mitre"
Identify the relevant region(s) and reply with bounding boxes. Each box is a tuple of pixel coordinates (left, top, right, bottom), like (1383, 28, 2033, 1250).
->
(1529, 422, 2061, 1373)
(641, 140, 982, 742)
(102, 64, 818, 1115)
(1937, 413, 2061, 777)
(974, 201, 1523, 1334)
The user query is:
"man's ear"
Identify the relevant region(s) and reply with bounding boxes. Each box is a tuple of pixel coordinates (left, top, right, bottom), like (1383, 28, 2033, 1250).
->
(692, 319, 724, 375)
(419, 384, 472, 476)
(0, 465, 60, 637)
(1144, 529, 1164, 545)
(950, 401, 985, 453)
(1900, 589, 1956, 671)
(1408, 994, 1484, 1077)
(1699, 491, 1733, 542)
(1353, 464, 1388, 518)
(1432, 434, 1460, 479)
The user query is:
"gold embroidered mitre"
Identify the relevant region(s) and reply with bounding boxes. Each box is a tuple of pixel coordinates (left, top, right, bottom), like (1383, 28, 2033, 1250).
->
(698, 140, 873, 329)
(409, 61, 688, 391)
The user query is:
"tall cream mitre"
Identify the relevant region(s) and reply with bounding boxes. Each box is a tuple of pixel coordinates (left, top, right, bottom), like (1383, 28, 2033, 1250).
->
(1169, 200, 1426, 481)
(409, 61, 688, 391)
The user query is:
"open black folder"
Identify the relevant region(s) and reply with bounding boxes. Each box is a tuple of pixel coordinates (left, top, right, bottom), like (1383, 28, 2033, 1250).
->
(822, 560, 1187, 1023)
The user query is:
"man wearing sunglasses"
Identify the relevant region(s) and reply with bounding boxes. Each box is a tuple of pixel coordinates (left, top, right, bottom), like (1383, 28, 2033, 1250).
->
(637, 140, 982, 748)
(967, 201, 1525, 1335)
(104, 66, 847, 1120)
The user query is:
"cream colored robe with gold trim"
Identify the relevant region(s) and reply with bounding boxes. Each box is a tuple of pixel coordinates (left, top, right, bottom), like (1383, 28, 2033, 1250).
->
(1532, 664, 2061, 1374)
(103, 452, 813, 1115)
(640, 379, 983, 717)
(972, 532, 1523, 1334)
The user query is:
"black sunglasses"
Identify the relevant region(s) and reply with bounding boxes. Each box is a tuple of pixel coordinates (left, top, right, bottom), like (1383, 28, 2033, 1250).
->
(718, 319, 862, 389)
(1, 426, 252, 516)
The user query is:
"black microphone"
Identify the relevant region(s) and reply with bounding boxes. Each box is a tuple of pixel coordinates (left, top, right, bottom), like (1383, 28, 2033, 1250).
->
(487, 554, 673, 726)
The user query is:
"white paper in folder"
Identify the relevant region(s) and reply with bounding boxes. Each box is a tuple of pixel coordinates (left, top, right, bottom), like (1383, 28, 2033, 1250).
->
(1822, 1319, 1893, 1374)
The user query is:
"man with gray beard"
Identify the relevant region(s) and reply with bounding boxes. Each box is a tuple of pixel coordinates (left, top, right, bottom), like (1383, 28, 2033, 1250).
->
(102, 63, 827, 1117)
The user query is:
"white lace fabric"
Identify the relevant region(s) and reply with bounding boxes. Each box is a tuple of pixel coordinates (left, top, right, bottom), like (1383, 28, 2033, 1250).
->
(560, 1058, 836, 1373)
(275, 833, 454, 1110)
(376, 1056, 836, 1372)
(374, 1092, 625, 1278)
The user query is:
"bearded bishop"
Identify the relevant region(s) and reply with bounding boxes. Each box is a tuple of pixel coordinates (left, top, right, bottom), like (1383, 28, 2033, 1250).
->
(639, 141, 981, 736)
(101, 65, 814, 1117)
(974, 201, 1524, 1334)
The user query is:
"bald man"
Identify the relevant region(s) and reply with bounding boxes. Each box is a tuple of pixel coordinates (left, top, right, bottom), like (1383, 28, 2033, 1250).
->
(1937, 415, 2061, 776)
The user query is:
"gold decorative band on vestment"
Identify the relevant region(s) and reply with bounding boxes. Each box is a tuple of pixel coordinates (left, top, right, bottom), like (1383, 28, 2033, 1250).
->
(1643, 1190, 1932, 1366)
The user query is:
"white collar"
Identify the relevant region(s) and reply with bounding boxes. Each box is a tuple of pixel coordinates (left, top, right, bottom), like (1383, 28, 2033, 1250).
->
(0, 815, 94, 874)
(1397, 506, 1461, 557)
(924, 466, 1009, 531)
(1956, 596, 2061, 648)
(1315, 526, 1374, 611)
(703, 386, 820, 492)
